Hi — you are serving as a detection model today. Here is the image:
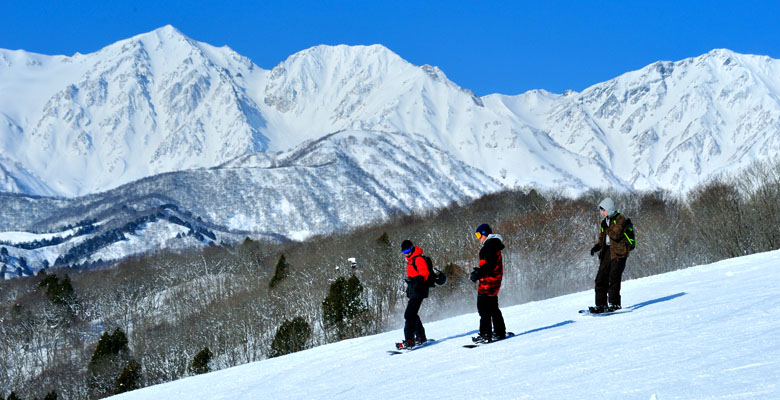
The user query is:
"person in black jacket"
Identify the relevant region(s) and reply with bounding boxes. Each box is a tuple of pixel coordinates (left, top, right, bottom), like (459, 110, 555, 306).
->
(398, 239, 429, 349)
(471, 224, 506, 343)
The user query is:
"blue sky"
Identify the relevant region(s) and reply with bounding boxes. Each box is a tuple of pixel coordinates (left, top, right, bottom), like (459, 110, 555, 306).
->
(2, 1, 779, 96)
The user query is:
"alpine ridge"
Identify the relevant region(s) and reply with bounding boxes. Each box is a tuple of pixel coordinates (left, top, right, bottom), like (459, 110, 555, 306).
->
(2, 26, 778, 198)
(1, 27, 780, 271)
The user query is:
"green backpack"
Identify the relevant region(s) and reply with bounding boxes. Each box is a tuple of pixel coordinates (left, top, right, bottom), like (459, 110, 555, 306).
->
(623, 218, 637, 251)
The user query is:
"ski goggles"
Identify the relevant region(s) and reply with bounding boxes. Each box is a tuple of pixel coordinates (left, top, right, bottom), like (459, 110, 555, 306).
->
(475, 232, 483, 239)
(401, 247, 413, 254)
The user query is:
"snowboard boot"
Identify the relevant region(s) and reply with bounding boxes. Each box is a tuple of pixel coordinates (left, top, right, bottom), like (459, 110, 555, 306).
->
(608, 304, 622, 312)
(493, 331, 507, 341)
(588, 305, 609, 314)
(396, 339, 415, 350)
(415, 336, 428, 346)
(472, 334, 492, 344)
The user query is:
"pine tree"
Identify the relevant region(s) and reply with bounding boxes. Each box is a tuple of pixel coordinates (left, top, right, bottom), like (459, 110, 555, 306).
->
(37, 274, 76, 307)
(7, 392, 20, 400)
(190, 347, 213, 375)
(269, 254, 290, 289)
(90, 328, 129, 366)
(88, 327, 131, 397)
(42, 390, 58, 400)
(270, 317, 312, 357)
(115, 359, 142, 394)
(321, 275, 369, 340)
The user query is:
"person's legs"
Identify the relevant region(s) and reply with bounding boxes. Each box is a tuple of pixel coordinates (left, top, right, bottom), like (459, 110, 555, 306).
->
(477, 294, 492, 338)
(594, 249, 611, 307)
(404, 297, 424, 343)
(608, 258, 627, 307)
(490, 296, 506, 337)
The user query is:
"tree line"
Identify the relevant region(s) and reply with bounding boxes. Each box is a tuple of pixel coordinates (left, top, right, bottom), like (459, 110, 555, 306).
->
(0, 157, 778, 399)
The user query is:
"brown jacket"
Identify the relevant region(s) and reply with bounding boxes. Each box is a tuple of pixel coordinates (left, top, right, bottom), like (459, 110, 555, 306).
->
(598, 213, 630, 260)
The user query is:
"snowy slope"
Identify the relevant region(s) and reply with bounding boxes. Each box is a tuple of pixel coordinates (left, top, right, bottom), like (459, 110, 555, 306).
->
(110, 249, 780, 400)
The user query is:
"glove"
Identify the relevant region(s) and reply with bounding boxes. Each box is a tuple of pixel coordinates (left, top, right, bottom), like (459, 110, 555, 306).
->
(470, 269, 478, 282)
(590, 244, 601, 257)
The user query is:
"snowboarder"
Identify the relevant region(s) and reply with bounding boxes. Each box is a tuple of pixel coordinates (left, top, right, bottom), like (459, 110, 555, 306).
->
(397, 239, 429, 349)
(470, 224, 506, 343)
(589, 197, 631, 313)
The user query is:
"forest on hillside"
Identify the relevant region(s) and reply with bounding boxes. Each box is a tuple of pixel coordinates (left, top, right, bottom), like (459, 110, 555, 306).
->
(1, 158, 778, 400)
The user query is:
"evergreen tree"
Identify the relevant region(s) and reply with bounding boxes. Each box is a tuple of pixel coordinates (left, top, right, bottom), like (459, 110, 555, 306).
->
(269, 317, 312, 357)
(42, 390, 57, 400)
(269, 254, 290, 289)
(115, 359, 142, 394)
(90, 327, 129, 366)
(37, 274, 76, 307)
(190, 347, 213, 375)
(7, 392, 20, 400)
(321, 275, 369, 340)
(88, 327, 131, 397)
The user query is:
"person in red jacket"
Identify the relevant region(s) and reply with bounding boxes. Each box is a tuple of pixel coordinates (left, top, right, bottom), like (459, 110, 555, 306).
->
(471, 223, 506, 343)
(397, 239, 429, 349)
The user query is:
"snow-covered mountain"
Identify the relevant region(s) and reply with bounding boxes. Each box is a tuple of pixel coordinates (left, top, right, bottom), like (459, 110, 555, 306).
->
(108, 249, 780, 399)
(0, 25, 268, 197)
(2, 25, 779, 198)
(0, 129, 500, 275)
(2, 26, 780, 269)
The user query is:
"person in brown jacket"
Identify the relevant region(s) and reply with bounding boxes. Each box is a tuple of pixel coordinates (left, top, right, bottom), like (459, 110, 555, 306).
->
(589, 198, 630, 313)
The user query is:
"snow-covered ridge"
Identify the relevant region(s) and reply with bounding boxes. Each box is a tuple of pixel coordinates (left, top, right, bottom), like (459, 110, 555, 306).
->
(2, 27, 779, 198)
(109, 249, 780, 399)
(0, 130, 500, 274)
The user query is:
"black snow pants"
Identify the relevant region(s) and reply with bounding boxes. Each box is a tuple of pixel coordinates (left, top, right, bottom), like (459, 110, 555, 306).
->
(595, 251, 627, 307)
(477, 294, 506, 337)
(404, 297, 426, 342)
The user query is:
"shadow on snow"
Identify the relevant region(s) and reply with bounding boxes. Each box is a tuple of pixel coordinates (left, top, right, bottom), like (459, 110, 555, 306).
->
(424, 292, 687, 346)
(627, 292, 687, 311)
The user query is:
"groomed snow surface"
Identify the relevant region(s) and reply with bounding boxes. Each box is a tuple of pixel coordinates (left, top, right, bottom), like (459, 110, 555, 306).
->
(111, 250, 780, 400)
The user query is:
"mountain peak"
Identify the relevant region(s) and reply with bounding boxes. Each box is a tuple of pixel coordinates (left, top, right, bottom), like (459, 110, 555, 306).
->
(281, 44, 408, 70)
(123, 24, 194, 50)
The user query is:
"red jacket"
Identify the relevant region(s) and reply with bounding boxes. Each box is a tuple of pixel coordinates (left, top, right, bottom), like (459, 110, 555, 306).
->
(476, 235, 504, 296)
(405, 246, 429, 299)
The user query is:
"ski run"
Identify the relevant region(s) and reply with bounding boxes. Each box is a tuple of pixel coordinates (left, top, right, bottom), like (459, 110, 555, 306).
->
(110, 249, 780, 399)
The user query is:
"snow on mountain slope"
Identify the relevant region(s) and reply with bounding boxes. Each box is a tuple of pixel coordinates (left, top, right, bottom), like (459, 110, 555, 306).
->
(0, 25, 269, 196)
(3, 26, 780, 199)
(110, 249, 780, 400)
(517, 49, 780, 191)
(0, 130, 500, 272)
(258, 43, 615, 191)
(1, 130, 499, 234)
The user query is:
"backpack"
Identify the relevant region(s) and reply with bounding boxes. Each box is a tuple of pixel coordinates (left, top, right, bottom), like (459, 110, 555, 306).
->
(413, 255, 446, 287)
(623, 218, 637, 251)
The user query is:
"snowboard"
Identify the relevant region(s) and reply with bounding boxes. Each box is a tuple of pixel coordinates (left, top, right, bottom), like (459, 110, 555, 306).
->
(387, 339, 437, 355)
(578, 307, 632, 316)
(462, 332, 516, 348)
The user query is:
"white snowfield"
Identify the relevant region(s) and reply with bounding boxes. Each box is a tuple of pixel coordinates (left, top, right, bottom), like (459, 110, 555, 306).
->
(110, 249, 780, 400)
